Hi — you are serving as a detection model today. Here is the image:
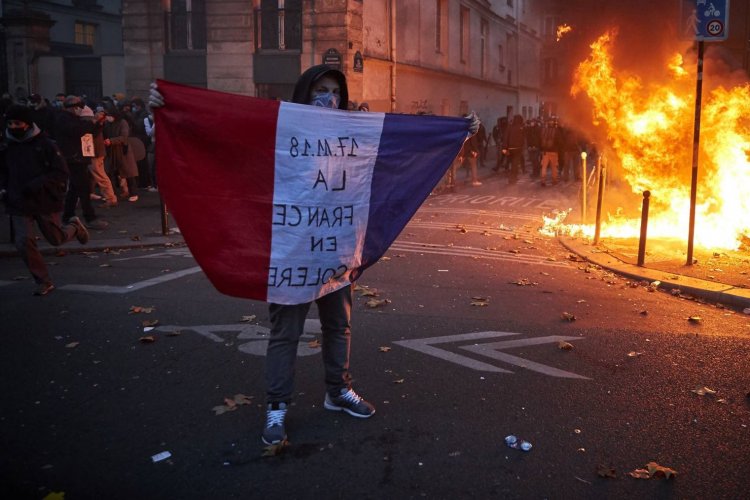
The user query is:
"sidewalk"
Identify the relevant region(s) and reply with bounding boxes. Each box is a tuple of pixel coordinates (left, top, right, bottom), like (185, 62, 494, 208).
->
(0, 189, 185, 257)
(559, 235, 750, 311)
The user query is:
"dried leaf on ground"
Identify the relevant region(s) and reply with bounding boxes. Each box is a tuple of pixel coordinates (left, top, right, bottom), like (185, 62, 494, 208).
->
(627, 351, 644, 358)
(596, 464, 617, 478)
(130, 235, 141, 241)
(640, 310, 649, 316)
(688, 316, 702, 324)
(308, 339, 321, 348)
(561, 312, 577, 322)
(643, 462, 677, 479)
(471, 300, 489, 307)
(360, 289, 379, 297)
(393, 378, 405, 384)
(129, 305, 155, 314)
(166, 330, 182, 337)
(379, 346, 392, 352)
(691, 386, 717, 396)
(508, 249, 521, 254)
(212, 404, 237, 415)
(628, 468, 651, 479)
(379, 256, 391, 262)
(232, 393, 253, 405)
(65, 341, 80, 349)
(510, 278, 538, 286)
(263, 440, 289, 457)
(142, 319, 159, 327)
(365, 298, 391, 308)
(558, 341, 574, 351)
(213, 394, 253, 415)
(239, 315, 256, 323)
(139, 335, 156, 343)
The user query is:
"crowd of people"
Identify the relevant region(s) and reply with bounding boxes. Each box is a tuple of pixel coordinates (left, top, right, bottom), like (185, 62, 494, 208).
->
(445, 113, 597, 190)
(0, 91, 156, 295)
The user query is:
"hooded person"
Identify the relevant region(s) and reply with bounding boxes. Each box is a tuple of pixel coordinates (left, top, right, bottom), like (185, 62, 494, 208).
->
(265, 64, 376, 446)
(0, 104, 90, 296)
(147, 64, 375, 446)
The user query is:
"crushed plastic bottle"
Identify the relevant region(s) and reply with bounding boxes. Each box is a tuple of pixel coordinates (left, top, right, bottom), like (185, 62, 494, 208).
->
(504, 435, 532, 452)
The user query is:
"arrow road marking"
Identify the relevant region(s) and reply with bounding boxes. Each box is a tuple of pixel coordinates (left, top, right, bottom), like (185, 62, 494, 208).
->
(460, 335, 589, 379)
(394, 331, 589, 379)
(154, 319, 322, 357)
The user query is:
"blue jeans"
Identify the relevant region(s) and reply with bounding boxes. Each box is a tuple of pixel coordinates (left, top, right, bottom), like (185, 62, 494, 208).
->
(266, 285, 353, 403)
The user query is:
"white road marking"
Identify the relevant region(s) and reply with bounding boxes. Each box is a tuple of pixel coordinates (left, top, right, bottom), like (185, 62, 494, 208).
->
(395, 331, 589, 379)
(59, 266, 203, 294)
(389, 241, 569, 267)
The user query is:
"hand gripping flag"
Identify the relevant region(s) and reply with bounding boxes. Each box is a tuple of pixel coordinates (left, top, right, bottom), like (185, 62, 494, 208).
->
(155, 79, 469, 305)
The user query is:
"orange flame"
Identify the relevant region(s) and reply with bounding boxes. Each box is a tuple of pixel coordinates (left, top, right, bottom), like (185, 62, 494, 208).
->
(556, 24, 573, 42)
(567, 31, 750, 250)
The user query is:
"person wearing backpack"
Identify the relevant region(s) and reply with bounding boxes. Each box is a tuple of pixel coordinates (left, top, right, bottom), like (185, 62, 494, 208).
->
(0, 105, 90, 296)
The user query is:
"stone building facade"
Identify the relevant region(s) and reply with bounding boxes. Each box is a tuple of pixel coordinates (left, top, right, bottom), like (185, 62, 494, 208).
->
(122, 0, 546, 124)
(1, 0, 125, 100)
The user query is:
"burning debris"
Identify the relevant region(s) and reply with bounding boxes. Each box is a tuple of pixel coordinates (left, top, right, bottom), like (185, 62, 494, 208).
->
(565, 30, 750, 251)
(556, 24, 573, 42)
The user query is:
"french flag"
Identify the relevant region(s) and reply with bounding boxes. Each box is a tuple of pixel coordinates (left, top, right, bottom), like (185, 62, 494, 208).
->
(155, 80, 469, 305)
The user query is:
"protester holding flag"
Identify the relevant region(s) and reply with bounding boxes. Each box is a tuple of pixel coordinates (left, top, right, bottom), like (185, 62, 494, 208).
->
(149, 65, 479, 446)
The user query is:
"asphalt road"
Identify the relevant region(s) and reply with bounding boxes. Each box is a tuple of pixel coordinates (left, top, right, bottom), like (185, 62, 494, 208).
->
(1, 175, 749, 499)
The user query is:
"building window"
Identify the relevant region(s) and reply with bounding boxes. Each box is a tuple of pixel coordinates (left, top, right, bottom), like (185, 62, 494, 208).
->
(544, 16, 558, 41)
(74, 22, 96, 47)
(256, 0, 302, 51)
(166, 0, 206, 51)
(460, 6, 470, 63)
(435, 0, 448, 53)
(498, 43, 505, 71)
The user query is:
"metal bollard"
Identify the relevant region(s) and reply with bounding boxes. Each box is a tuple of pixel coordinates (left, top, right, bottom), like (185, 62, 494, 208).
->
(593, 159, 606, 245)
(160, 197, 169, 236)
(580, 152, 588, 224)
(637, 191, 650, 267)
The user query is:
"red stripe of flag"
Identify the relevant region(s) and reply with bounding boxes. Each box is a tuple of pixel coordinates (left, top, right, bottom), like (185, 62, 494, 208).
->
(155, 80, 279, 300)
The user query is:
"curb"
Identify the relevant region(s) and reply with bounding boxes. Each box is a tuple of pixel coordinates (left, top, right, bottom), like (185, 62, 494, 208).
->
(558, 236, 750, 312)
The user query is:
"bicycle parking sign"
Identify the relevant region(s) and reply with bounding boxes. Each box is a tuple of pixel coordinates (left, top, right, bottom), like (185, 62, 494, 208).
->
(684, 0, 730, 41)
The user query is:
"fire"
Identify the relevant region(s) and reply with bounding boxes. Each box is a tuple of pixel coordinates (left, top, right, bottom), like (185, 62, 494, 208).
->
(556, 24, 573, 42)
(565, 31, 750, 250)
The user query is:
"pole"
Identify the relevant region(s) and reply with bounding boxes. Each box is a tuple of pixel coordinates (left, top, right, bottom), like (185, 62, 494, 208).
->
(638, 191, 651, 267)
(593, 158, 606, 245)
(580, 152, 587, 224)
(160, 197, 169, 236)
(687, 40, 704, 265)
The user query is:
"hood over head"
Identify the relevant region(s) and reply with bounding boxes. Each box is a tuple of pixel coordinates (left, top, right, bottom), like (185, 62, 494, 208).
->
(291, 64, 348, 110)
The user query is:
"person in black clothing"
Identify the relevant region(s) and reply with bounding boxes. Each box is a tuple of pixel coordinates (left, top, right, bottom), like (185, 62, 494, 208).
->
(492, 116, 509, 172)
(503, 114, 525, 184)
(55, 96, 109, 230)
(130, 97, 153, 188)
(28, 94, 58, 134)
(525, 118, 542, 179)
(0, 105, 89, 296)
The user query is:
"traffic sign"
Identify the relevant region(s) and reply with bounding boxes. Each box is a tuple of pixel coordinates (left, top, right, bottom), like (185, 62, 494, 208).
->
(686, 0, 730, 41)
